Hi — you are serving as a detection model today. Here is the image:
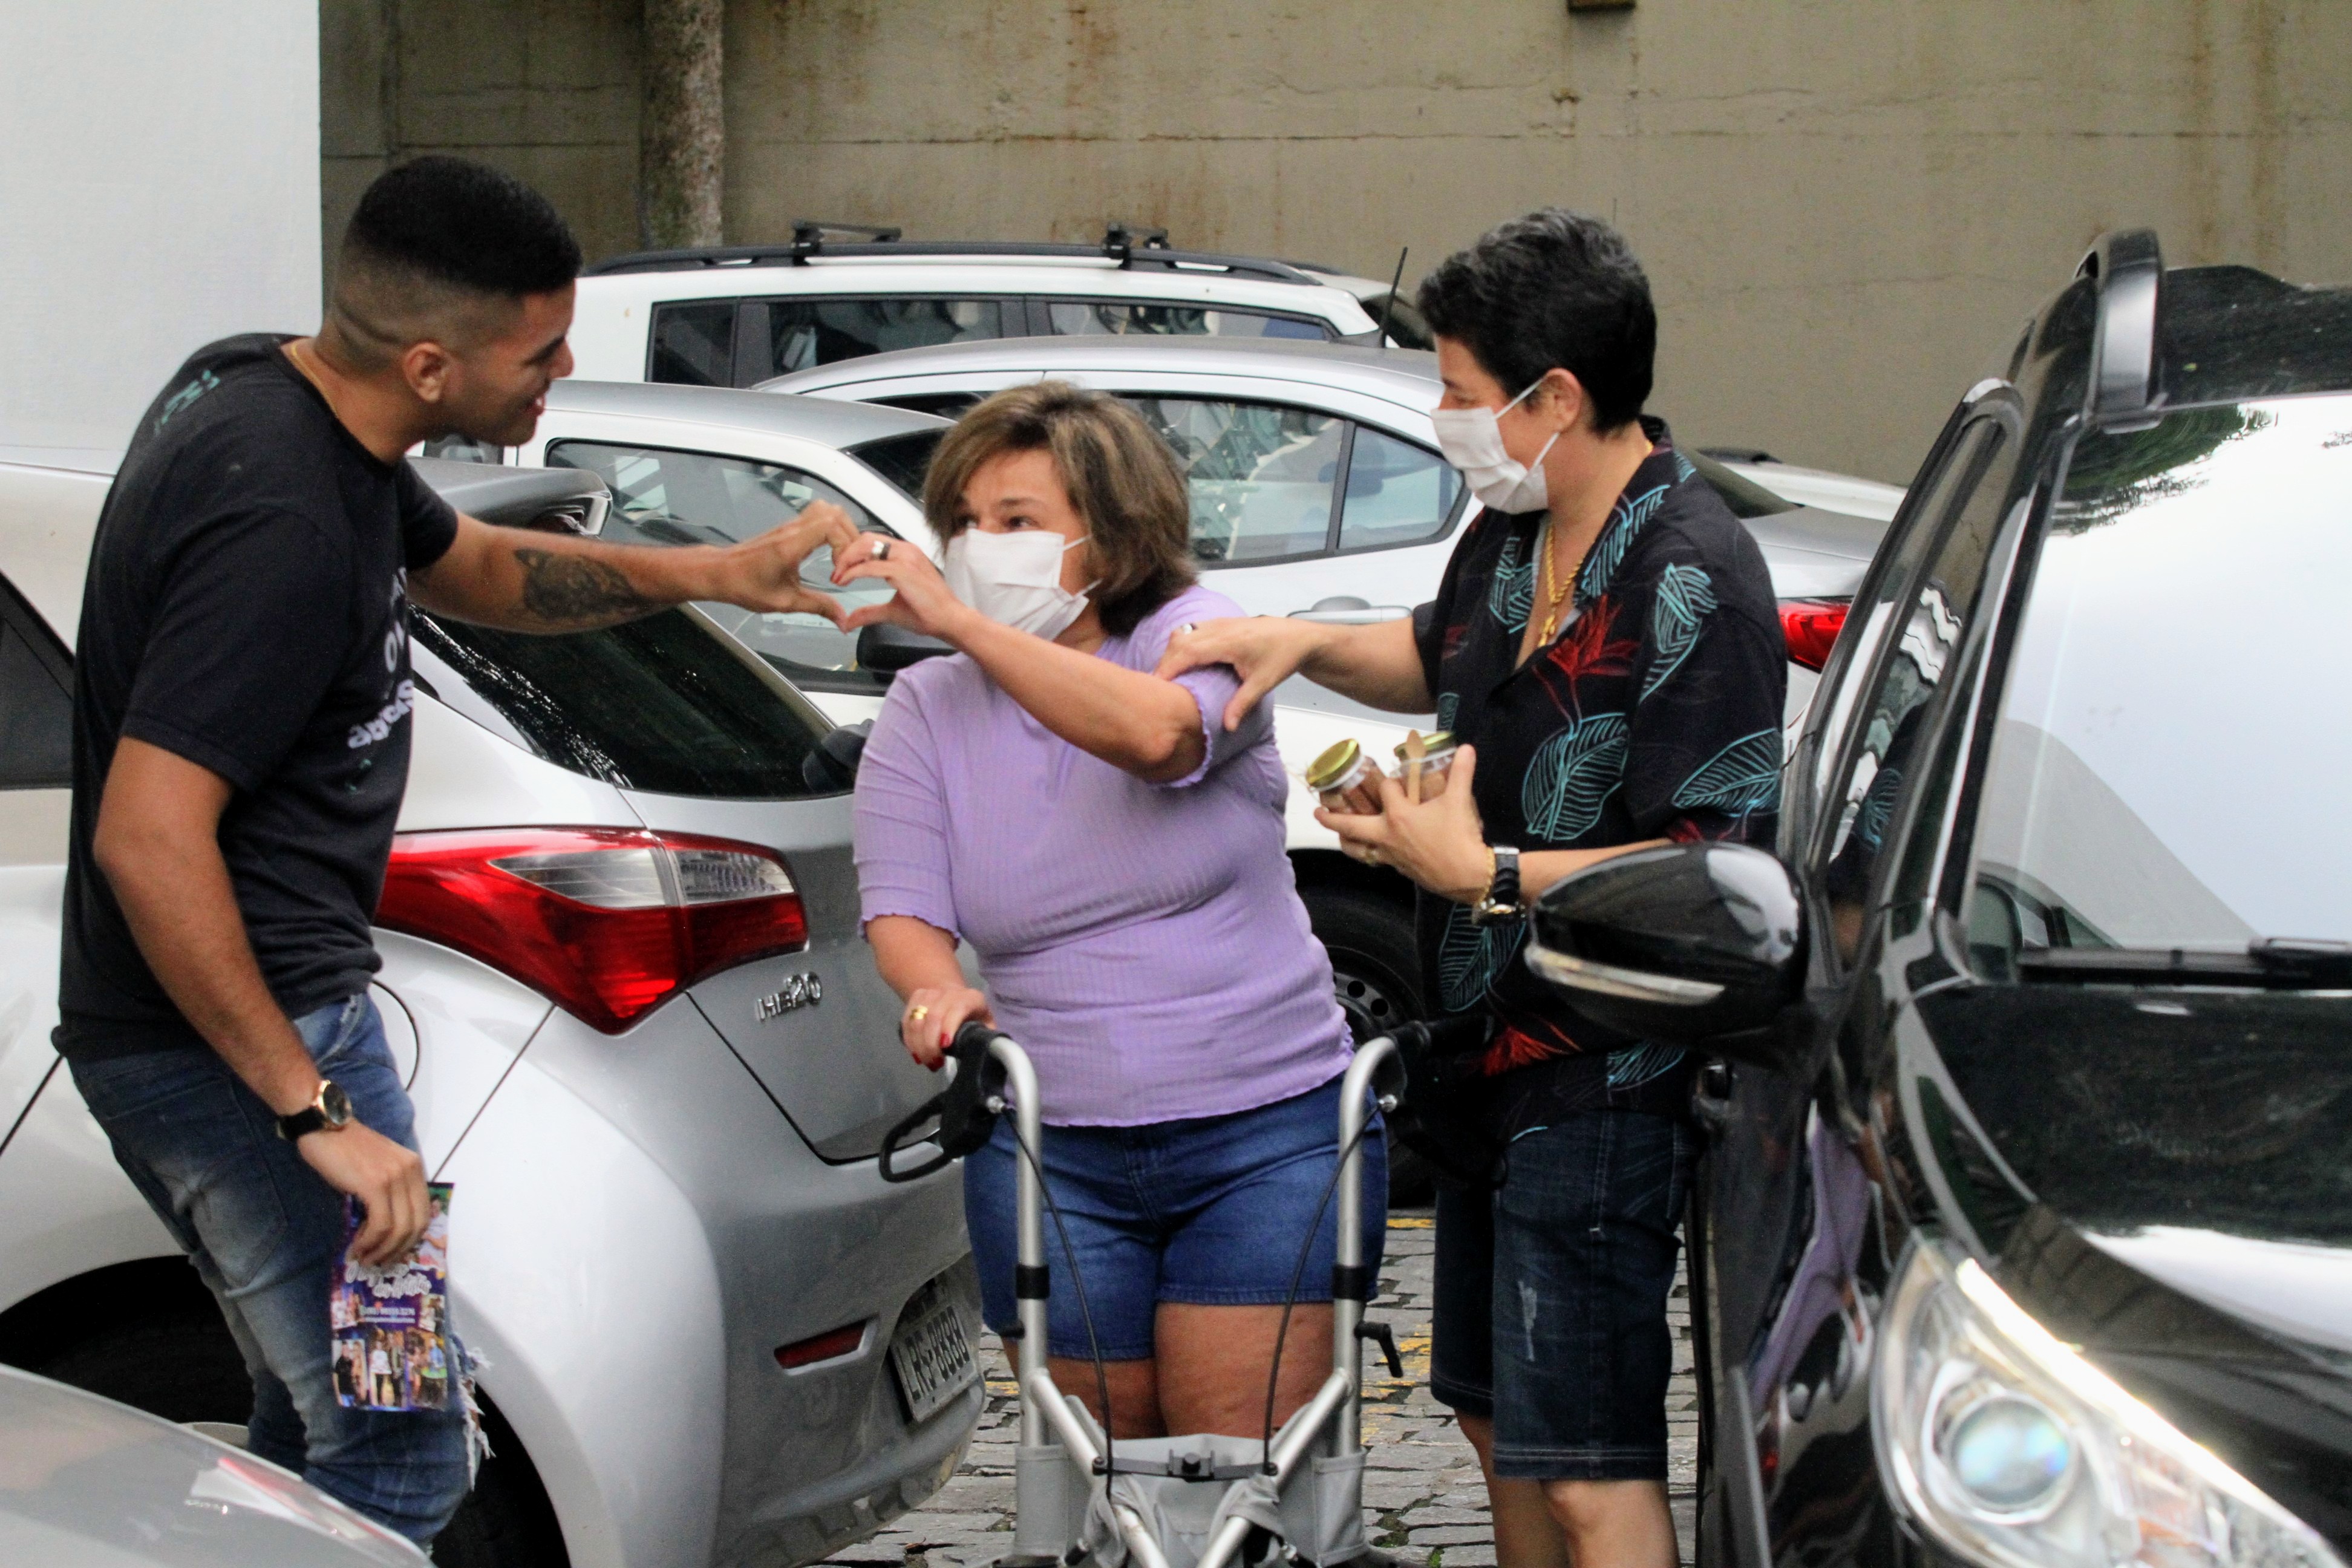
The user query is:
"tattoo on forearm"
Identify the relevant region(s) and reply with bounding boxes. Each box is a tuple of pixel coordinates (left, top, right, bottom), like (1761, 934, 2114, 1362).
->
(513, 547, 661, 628)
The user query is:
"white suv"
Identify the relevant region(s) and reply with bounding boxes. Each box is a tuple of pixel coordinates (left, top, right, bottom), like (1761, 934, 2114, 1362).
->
(567, 223, 1382, 390)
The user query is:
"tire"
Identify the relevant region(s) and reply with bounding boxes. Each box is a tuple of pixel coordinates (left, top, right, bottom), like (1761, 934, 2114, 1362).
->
(1301, 886, 1436, 1208)
(23, 1305, 567, 1567)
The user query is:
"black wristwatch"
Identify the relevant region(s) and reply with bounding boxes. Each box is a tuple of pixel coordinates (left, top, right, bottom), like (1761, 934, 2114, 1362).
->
(1471, 844, 1523, 926)
(276, 1080, 354, 1142)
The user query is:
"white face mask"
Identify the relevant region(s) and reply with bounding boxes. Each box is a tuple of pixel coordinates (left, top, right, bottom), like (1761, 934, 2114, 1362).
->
(1429, 376, 1561, 514)
(943, 529, 1096, 641)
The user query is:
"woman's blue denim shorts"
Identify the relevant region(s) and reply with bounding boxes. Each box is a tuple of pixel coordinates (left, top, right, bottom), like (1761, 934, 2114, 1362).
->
(965, 1073, 1387, 1361)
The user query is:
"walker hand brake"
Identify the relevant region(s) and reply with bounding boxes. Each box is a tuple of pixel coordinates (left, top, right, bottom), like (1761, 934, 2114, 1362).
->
(1355, 1319, 1405, 1380)
(877, 1022, 1010, 1183)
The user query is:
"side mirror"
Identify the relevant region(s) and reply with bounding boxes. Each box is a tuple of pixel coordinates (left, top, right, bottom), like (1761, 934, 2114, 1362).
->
(857, 621, 955, 676)
(799, 719, 873, 794)
(1526, 843, 1806, 1054)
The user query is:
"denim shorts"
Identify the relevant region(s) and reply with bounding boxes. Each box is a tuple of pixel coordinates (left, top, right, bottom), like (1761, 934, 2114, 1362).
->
(1430, 1107, 1692, 1481)
(68, 995, 473, 1544)
(965, 1073, 1387, 1361)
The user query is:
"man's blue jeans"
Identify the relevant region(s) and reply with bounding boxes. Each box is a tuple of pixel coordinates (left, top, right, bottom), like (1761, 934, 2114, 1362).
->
(68, 994, 473, 1544)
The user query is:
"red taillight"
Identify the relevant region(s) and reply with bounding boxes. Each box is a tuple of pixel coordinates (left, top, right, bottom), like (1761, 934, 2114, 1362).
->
(1779, 598, 1850, 672)
(378, 828, 808, 1033)
(775, 1322, 867, 1370)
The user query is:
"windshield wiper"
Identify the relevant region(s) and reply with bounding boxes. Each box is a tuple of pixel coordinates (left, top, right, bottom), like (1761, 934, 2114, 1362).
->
(2016, 938, 2352, 989)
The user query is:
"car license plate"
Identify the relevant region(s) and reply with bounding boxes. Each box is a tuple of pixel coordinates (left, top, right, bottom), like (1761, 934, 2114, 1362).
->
(889, 1285, 978, 1423)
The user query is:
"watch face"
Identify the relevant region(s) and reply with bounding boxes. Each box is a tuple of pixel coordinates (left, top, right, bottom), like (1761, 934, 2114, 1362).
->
(318, 1081, 354, 1128)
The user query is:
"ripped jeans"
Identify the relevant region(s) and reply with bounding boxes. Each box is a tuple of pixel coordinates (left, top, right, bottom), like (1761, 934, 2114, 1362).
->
(68, 995, 474, 1544)
(1428, 1107, 1692, 1481)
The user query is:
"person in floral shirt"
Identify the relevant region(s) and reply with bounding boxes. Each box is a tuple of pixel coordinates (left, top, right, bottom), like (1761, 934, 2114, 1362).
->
(1160, 209, 1783, 1568)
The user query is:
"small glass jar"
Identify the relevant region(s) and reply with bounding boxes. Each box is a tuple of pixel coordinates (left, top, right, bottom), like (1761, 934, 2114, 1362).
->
(1305, 738, 1383, 815)
(1392, 730, 1459, 802)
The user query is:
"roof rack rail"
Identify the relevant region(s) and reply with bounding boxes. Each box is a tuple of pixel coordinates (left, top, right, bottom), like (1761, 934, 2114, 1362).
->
(584, 231, 1322, 285)
(2077, 229, 2164, 429)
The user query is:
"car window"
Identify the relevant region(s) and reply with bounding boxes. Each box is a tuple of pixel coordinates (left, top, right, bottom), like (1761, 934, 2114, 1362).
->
(0, 578, 71, 790)
(649, 300, 738, 386)
(412, 609, 833, 799)
(1815, 416, 2011, 962)
(1966, 396, 2352, 972)
(743, 298, 1010, 382)
(1045, 300, 1331, 342)
(1122, 397, 1344, 564)
(1339, 426, 1460, 552)
(844, 430, 944, 505)
(546, 440, 893, 696)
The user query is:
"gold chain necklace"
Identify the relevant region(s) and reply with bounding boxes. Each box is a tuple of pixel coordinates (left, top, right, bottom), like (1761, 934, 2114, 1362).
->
(1535, 515, 1578, 644)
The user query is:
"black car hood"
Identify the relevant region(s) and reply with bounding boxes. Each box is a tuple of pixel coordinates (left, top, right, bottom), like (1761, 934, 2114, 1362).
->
(1910, 982, 2352, 1545)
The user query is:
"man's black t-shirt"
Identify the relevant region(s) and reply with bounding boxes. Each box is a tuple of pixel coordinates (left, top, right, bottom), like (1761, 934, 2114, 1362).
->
(55, 335, 459, 1061)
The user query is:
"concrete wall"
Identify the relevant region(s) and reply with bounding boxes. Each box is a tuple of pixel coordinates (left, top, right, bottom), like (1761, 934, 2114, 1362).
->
(328, 0, 2352, 482)
(2, 2, 319, 469)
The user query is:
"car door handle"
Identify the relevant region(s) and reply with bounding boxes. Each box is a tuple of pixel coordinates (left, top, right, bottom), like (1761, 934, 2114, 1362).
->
(1290, 596, 1412, 625)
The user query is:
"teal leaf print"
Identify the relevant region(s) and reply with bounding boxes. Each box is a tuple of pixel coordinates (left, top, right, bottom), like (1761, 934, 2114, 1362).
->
(1485, 533, 1533, 631)
(1577, 483, 1670, 603)
(1855, 762, 1904, 851)
(1607, 1042, 1686, 1088)
(1437, 905, 1525, 1013)
(1641, 563, 1717, 702)
(1673, 452, 1697, 483)
(1673, 728, 1783, 817)
(1520, 713, 1630, 841)
(1435, 691, 1460, 731)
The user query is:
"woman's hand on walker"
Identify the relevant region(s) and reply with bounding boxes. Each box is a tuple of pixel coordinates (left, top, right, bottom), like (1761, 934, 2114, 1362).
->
(832, 533, 982, 645)
(1316, 744, 1495, 904)
(899, 984, 993, 1071)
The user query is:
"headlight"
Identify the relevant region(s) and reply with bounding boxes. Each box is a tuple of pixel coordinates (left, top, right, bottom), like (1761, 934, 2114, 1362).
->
(1872, 1238, 2342, 1568)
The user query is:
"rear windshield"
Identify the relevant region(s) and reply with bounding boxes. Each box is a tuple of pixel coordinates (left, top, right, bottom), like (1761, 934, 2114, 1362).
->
(412, 610, 835, 799)
(1968, 394, 2352, 958)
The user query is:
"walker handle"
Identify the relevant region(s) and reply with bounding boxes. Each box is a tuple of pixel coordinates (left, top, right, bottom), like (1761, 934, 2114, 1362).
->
(878, 1022, 1010, 1183)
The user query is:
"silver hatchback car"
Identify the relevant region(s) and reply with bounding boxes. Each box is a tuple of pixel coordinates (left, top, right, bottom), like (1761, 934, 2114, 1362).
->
(0, 459, 978, 1568)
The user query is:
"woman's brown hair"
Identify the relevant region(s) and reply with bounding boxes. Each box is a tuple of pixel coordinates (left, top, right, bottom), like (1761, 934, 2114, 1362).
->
(922, 381, 1195, 636)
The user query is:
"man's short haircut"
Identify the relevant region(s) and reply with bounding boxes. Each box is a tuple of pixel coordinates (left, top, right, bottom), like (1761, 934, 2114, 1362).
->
(1416, 208, 1656, 431)
(329, 156, 581, 367)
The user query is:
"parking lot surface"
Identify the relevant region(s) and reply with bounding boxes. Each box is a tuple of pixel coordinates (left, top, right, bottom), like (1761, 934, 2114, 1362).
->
(824, 1211, 1699, 1568)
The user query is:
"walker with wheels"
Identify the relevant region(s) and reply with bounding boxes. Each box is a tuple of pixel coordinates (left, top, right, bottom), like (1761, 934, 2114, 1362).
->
(879, 1022, 1413, 1568)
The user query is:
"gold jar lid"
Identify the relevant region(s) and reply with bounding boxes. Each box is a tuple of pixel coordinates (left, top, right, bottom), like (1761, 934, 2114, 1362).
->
(1304, 737, 1364, 790)
(1394, 730, 1457, 760)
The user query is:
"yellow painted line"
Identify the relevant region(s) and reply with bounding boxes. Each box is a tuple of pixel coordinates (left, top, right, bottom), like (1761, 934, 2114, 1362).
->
(1388, 1216, 1434, 1230)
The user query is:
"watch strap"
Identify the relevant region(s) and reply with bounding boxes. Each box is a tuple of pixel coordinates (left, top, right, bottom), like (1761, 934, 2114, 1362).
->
(1472, 844, 1523, 924)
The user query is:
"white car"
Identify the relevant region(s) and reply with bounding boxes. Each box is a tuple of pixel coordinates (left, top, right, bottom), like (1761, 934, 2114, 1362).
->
(0, 458, 980, 1568)
(564, 223, 1382, 392)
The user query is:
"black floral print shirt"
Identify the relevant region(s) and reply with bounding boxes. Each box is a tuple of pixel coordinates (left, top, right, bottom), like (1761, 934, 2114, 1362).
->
(1411, 419, 1787, 1132)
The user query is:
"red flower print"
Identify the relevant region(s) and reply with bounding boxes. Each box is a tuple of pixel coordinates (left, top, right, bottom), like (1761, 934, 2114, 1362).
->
(1481, 1023, 1569, 1075)
(1547, 596, 1640, 682)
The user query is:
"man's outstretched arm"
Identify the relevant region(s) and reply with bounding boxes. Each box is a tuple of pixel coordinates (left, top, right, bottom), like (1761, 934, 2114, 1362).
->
(411, 500, 860, 632)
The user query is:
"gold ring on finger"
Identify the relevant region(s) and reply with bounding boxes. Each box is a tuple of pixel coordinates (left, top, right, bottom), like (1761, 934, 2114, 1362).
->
(907, 1004, 929, 1023)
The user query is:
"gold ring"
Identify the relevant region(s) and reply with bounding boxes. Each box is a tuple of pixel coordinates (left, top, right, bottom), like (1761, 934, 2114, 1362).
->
(907, 1004, 929, 1023)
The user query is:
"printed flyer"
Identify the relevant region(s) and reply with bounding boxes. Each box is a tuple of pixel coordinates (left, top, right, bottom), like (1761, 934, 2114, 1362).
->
(330, 1182, 453, 1412)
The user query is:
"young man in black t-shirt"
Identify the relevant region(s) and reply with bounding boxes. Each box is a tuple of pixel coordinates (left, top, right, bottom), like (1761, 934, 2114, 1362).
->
(57, 157, 857, 1547)
(1161, 211, 1783, 1568)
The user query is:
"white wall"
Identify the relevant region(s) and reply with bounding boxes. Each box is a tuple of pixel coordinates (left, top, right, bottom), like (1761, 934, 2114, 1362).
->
(0, 2, 320, 472)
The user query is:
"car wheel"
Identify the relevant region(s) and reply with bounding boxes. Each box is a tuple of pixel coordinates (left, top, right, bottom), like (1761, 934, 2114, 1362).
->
(1301, 886, 1436, 1208)
(24, 1305, 568, 1567)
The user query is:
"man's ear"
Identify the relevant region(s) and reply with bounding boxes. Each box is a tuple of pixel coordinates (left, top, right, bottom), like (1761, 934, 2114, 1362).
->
(399, 339, 457, 408)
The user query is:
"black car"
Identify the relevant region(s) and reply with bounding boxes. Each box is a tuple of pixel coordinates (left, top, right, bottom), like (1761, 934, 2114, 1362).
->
(1526, 230, 2352, 1568)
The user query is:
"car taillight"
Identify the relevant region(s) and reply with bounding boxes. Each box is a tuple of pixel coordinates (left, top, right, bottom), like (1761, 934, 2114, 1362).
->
(1779, 598, 1850, 672)
(378, 828, 808, 1034)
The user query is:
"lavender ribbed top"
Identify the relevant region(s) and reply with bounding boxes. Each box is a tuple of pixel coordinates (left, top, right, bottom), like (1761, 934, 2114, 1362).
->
(853, 584, 1352, 1126)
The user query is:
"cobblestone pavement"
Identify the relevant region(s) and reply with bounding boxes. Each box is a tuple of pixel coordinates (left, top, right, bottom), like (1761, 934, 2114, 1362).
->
(826, 1210, 1697, 1568)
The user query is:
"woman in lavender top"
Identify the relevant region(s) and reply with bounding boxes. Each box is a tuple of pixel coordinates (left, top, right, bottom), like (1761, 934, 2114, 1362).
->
(839, 382, 1383, 1439)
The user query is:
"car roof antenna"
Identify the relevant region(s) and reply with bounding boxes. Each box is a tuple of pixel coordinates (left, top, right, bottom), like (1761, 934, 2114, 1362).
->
(1377, 247, 1407, 347)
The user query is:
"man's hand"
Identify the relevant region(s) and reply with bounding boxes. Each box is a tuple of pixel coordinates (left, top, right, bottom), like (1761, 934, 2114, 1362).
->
(697, 500, 863, 622)
(832, 533, 985, 645)
(898, 984, 993, 1071)
(1154, 616, 1323, 731)
(1317, 745, 1495, 903)
(295, 1121, 431, 1267)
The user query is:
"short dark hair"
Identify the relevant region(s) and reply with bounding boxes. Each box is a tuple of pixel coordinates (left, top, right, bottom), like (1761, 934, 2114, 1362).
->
(1416, 209, 1656, 431)
(329, 157, 581, 366)
(344, 155, 580, 297)
(924, 381, 1195, 638)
